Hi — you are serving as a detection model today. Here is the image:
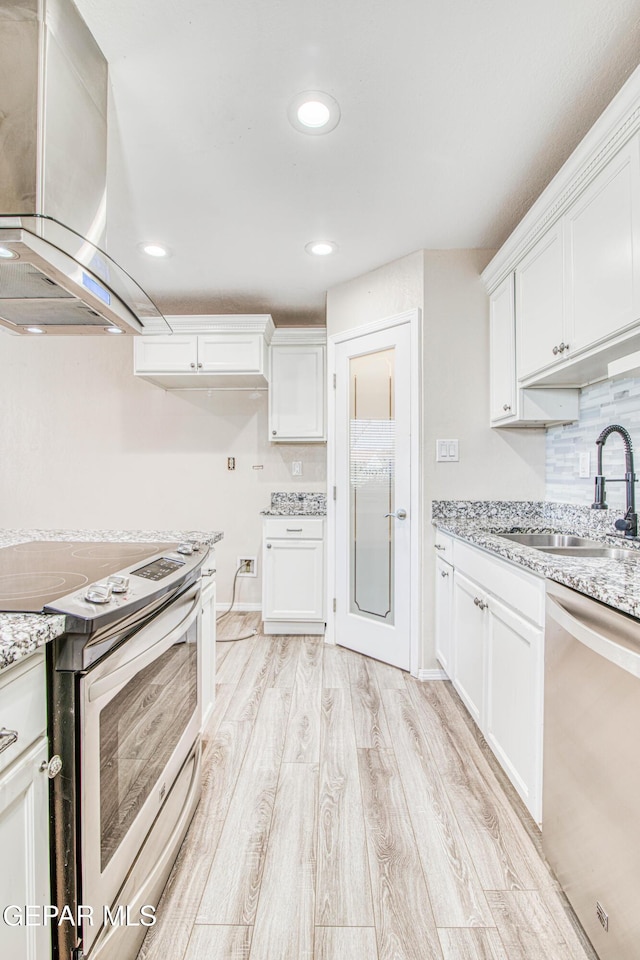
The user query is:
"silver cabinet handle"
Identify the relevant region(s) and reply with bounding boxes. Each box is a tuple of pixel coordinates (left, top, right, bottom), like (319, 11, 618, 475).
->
(552, 345, 559, 355)
(0, 727, 18, 754)
(434, 544, 445, 551)
(266, 543, 272, 549)
(286, 528, 303, 532)
(198, 362, 203, 368)
(40, 755, 63, 779)
(473, 596, 488, 610)
(384, 508, 407, 520)
(503, 403, 512, 411)
(190, 362, 196, 368)
(272, 430, 277, 436)
(559, 342, 569, 353)
(440, 569, 449, 578)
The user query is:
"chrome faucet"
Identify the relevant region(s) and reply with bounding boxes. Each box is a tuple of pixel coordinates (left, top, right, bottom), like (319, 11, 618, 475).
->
(591, 424, 638, 538)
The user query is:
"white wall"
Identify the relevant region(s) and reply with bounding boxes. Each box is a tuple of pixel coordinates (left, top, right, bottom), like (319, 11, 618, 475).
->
(0, 335, 326, 604)
(327, 249, 546, 670)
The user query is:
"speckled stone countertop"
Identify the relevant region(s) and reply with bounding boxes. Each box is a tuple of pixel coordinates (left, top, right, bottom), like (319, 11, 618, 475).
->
(260, 492, 327, 517)
(432, 500, 640, 620)
(0, 528, 223, 673)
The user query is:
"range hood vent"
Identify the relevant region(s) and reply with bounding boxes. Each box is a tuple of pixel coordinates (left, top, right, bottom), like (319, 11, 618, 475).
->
(0, 0, 168, 335)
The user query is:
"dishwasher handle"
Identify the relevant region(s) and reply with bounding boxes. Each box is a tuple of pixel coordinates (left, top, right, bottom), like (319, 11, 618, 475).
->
(547, 593, 640, 679)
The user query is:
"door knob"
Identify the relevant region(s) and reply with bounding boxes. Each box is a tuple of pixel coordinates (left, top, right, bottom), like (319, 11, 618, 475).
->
(384, 508, 407, 520)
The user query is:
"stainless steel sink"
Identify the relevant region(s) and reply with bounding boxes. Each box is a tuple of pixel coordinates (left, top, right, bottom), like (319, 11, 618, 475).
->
(540, 546, 639, 559)
(499, 533, 602, 548)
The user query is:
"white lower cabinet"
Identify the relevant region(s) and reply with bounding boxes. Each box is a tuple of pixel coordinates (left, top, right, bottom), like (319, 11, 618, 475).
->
(441, 533, 544, 823)
(451, 570, 486, 725)
(262, 518, 325, 634)
(434, 554, 453, 674)
(200, 573, 217, 732)
(0, 655, 51, 960)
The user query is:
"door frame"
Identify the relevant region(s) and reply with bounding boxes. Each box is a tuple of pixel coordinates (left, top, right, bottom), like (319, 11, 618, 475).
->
(326, 308, 422, 676)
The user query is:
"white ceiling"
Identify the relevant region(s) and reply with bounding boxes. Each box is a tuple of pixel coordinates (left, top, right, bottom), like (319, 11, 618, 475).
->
(75, 0, 640, 325)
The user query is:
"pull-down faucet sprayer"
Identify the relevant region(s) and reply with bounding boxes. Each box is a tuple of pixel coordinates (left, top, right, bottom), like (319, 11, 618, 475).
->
(591, 424, 638, 538)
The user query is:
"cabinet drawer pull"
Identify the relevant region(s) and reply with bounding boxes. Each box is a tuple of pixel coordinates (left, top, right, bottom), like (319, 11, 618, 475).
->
(473, 596, 487, 610)
(286, 528, 303, 532)
(0, 727, 18, 754)
(502, 403, 512, 411)
(266, 543, 272, 549)
(552, 345, 559, 355)
(40, 755, 63, 779)
(440, 570, 449, 578)
(559, 342, 568, 353)
(190, 362, 196, 368)
(198, 362, 203, 368)
(272, 430, 277, 436)
(434, 544, 446, 551)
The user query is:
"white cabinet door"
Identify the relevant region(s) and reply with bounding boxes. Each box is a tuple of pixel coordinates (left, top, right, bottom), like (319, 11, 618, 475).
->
(434, 555, 453, 675)
(200, 577, 216, 732)
(485, 595, 543, 821)
(269, 344, 325, 441)
(0, 737, 51, 960)
(197, 333, 264, 373)
(516, 221, 566, 380)
(133, 336, 198, 373)
(567, 136, 640, 352)
(263, 539, 324, 620)
(452, 570, 486, 725)
(489, 274, 516, 423)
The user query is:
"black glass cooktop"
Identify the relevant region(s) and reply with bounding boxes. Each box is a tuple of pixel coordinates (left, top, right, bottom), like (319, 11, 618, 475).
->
(0, 541, 178, 613)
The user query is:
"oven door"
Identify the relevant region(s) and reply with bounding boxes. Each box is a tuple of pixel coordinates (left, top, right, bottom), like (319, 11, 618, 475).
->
(79, 582, 201, 952)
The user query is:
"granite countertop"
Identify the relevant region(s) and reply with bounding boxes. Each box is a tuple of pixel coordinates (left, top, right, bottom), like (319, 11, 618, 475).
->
(260, 492, 327, 517)
(0, 527, 224, 674)
(432, 500, 640, 620)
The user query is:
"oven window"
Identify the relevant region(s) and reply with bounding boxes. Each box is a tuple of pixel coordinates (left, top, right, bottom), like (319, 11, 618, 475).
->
(99, 619, 198, 870)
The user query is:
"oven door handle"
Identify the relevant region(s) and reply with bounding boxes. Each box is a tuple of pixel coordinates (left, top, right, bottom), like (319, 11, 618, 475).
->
(87, 590, 200, 703)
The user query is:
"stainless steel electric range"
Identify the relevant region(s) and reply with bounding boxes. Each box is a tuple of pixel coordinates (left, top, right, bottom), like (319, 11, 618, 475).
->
(0, 538, 211, 960)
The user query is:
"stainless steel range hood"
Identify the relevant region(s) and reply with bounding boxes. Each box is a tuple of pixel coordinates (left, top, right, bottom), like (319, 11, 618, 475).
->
(0, 0, 168, 335)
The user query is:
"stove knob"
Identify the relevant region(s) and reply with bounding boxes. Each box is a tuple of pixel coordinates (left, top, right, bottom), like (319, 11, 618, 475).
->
(107, 575, 130, 594)
(177, 543, 194, 555)
(189, 540, 201, 552)
(85, 583, 113, 604)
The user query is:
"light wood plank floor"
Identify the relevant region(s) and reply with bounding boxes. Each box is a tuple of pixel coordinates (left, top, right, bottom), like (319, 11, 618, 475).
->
(137, 617, 597, 960)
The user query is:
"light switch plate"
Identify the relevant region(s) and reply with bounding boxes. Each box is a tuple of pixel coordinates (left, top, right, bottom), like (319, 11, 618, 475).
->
(436, 439, 459, 462)
(292, 461, 303, 477)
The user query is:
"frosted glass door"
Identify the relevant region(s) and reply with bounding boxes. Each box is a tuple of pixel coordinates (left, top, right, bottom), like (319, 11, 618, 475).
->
(335, 323, 411, 670)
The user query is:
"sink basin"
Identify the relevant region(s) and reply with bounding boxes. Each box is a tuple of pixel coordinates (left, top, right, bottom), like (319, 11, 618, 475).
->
(499, 533, 601, 548)
(539, 546, 639, 559)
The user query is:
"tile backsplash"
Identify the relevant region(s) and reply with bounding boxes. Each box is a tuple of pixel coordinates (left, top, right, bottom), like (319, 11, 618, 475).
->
(546, 375, 640, 511)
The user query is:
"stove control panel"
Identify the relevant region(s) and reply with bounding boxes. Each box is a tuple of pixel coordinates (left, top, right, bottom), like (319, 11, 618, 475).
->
(131, 556, 185, 582)
(107, 574, 130, 593)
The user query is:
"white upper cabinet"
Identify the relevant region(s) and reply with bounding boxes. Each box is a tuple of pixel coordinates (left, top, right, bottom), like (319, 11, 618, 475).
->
(491, 268, 579, 427)
(516, 220, 567, 381)
(268, 329, 326, 442)
(566, 135, 640, 352)
(483, 66, 640, 388)
(133, 315, 274, 389)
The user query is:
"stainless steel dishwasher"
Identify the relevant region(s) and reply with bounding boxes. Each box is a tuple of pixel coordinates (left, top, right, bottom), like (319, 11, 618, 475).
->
(543, 580, 640, 960)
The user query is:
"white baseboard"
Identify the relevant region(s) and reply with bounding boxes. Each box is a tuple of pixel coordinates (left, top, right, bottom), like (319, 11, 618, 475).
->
(215, 602, 262, 613)
(416, 668, 448, 681)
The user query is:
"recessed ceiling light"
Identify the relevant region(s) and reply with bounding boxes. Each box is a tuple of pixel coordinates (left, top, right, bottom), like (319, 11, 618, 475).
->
(305, 240, 338, 256)
(0, 246, 18, 260)
(139, 242, 170, 258)
(105, 326, 123, 334)
(26, 326, 45, 334)
(288, 91, 340, 135)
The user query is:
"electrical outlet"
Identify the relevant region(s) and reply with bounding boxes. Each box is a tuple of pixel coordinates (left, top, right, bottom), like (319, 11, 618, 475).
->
(237, 556, 257, 577)
(292, 460, 303, 477)
(579, 451, 591, 478)
(227, 456, 236, 471)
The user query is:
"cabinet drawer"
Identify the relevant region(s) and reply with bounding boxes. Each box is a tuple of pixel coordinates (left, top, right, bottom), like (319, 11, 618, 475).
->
(0, 654, 47, 777)
(433, 529, 454, 560)
(263, 518, 324, 539)
(453, 539, 545, 626)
